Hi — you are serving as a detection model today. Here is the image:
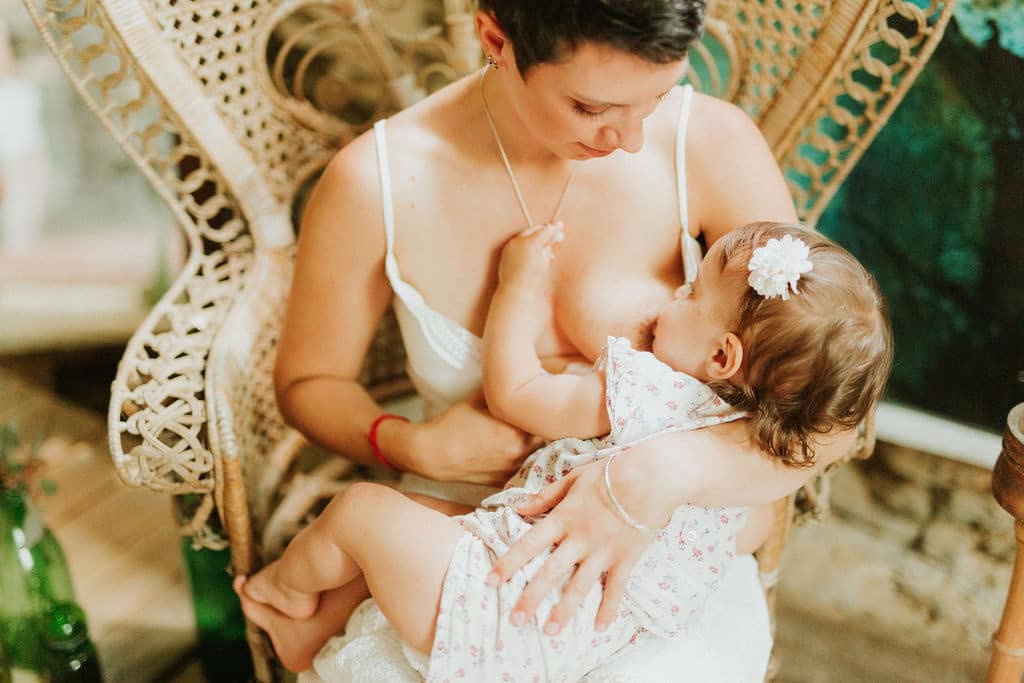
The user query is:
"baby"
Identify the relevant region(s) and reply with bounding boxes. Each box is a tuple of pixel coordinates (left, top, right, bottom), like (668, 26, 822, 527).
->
(237, 221, 893, 681)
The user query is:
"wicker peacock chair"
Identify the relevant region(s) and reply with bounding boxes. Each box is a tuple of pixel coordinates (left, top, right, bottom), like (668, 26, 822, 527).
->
(19, 0, 954, 680)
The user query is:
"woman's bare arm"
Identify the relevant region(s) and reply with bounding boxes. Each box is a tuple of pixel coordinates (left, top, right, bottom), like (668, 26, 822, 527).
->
(688, 94, 799, 246)
(607, 420, 856, 514)
(275, 133, 535, 484)
(274, 134, 406, 468)
(489, 421, 857, 635)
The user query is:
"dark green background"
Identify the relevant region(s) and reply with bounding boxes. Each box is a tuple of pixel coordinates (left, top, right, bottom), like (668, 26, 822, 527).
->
(819, 8, 1023, 431)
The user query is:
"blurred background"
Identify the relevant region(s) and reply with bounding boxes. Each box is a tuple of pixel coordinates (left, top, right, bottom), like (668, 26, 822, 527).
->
(0, 0, 1021, 680)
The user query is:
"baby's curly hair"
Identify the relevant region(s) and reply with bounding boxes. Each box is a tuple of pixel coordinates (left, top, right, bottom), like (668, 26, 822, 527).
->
(706, 222, 893, 468)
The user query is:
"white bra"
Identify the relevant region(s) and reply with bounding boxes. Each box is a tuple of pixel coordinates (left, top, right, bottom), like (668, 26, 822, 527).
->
(372, 84, 701, 421)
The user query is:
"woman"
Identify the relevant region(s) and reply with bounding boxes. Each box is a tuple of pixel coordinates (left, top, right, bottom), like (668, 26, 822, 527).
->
(246, 1, 857, 679)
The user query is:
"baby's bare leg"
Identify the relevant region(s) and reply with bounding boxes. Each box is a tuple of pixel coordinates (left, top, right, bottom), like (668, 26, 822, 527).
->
(237, 489, 474, 669)
(243, 483, 391, 619)
(244, 483, 467, 652)
(323, 483, 467, 654)
(234, 574, 371, 672)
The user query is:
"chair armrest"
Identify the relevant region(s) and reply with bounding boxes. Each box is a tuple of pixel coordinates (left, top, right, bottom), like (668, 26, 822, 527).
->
(107, 230, 257, 552)
(205, 246, 298, 571)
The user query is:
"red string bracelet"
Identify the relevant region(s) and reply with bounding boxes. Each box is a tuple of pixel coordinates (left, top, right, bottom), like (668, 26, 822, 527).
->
(368, 413, 408, 472)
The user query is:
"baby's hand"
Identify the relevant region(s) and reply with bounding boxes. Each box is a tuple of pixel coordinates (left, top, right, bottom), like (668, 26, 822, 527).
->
(497, 221, 565, 287)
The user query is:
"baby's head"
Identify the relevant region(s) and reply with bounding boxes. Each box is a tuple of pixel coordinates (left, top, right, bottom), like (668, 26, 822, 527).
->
(652, 222, 893, 467)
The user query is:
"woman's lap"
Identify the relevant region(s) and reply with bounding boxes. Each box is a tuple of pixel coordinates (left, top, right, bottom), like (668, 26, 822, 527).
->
(581, 554, 771, 682)
(298, 554, 771, 683)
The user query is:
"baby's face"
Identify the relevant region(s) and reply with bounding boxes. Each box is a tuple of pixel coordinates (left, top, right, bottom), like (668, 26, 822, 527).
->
(651, 241, 740, 379)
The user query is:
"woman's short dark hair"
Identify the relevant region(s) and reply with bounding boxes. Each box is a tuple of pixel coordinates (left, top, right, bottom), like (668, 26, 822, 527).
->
(478, 1, 706, 75)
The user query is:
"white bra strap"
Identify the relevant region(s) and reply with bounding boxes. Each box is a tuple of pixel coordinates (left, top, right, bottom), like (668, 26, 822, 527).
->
(373, 119, 397, 260)
(675, 84, 694, 237)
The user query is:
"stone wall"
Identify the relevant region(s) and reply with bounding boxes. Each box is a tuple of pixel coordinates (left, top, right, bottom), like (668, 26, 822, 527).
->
(776, 441, 1010, 680)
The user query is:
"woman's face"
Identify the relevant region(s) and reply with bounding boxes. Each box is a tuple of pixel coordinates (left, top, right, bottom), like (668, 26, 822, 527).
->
(505, 42, 689, 160)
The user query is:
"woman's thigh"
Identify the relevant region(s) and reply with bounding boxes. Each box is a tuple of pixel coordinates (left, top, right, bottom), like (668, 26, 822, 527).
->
(582, 554, 771, 682)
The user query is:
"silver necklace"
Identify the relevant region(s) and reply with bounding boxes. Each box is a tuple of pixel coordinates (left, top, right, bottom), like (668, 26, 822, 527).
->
(479, 64, 576, 228)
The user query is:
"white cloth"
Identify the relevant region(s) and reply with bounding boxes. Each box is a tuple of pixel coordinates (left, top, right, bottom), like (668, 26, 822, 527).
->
(300, 86, 774, 681)
(301, 340, 773, 682)
(299, 554, 769, 683)
(419, 339, 749, 681)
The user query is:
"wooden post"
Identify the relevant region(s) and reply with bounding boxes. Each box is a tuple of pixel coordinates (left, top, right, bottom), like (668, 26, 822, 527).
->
(988, 403, 1024, 682)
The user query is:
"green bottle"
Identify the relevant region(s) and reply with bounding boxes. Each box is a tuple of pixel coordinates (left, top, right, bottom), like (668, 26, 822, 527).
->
(181, 540, 254, 681)
(0, 635, 13, 683)
(40, 603, 102, 683)
(0, 489, 76, 673)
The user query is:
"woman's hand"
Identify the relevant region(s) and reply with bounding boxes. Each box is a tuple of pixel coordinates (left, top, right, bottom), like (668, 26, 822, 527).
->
(485, 456, 676, 635)
(411, 392, 542, 486)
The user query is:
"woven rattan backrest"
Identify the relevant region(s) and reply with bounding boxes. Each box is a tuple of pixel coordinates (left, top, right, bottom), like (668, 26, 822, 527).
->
(21, 0, 955, 241)
(693, 0, 953, 222)
(21, 0, 952, 532)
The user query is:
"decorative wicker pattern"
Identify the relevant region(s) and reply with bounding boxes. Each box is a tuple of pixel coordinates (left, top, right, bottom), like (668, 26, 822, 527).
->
(20, 0, 954, 678)
(768, 0, 954, 223)
(712, 0, 828, 114)
(21, 0, 261, 540)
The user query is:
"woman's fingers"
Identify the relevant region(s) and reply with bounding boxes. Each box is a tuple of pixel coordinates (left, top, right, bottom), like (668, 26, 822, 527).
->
(514, 471, 575, 516)
(510, 540, 583, 629)
(543, 556, 607, 635)
(594, 565, 630, 632)
(486, 516, 565, 587)
(488, 458, 652, 635)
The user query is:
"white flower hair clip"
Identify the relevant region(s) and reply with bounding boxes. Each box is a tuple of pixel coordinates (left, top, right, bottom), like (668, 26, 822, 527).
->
(747, 234, 813, 300)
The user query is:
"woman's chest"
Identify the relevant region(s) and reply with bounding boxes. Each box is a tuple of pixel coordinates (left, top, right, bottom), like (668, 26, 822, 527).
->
(547, 226, 684, 359)
(392, 158, 687, 359)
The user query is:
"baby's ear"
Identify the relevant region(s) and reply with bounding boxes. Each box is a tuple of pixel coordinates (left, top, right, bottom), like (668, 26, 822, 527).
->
(706, 332, 743, 381)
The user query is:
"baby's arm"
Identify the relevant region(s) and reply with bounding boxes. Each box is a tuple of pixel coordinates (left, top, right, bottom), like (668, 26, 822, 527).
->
(483, 223, 610, 441)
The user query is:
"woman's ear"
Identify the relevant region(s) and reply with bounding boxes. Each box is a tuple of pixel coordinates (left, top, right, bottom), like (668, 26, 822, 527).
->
(475, 11, 509, 69)
(706, 332, 743, 381)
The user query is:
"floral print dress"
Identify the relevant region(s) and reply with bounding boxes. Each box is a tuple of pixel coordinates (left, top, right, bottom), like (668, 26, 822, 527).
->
(416, 337, 750, 682)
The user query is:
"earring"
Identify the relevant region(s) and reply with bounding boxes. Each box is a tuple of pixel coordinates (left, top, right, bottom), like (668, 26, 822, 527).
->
(487, 55, 498, 70)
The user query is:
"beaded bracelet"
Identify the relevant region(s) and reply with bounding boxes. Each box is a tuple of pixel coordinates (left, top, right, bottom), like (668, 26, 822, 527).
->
(368, 413, 408, 472)
(602, 451, 656, 533)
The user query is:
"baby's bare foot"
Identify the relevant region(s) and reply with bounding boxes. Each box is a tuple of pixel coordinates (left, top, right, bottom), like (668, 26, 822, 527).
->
(241, 561, 319, 619)
(233, 576, 327, 673)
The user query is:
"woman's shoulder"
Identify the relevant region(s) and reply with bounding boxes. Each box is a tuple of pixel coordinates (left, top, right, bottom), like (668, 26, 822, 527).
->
(687, 92, 769, 164)
(684, 91, 798, 236)
(381, 75, 479, 164)
(636, 87, 766, 176)
(312, 111, 460, 218)
(319, 75, 475, 194)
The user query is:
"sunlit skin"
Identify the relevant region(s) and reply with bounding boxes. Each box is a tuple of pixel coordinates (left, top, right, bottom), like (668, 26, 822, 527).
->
(239, 5, 843, 674)
(479, 33, 690, 162)
(652, 239, 747, 381)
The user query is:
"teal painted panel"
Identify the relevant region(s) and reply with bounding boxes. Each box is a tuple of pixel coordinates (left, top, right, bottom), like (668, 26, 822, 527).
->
(818, 17, 1024, 431)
